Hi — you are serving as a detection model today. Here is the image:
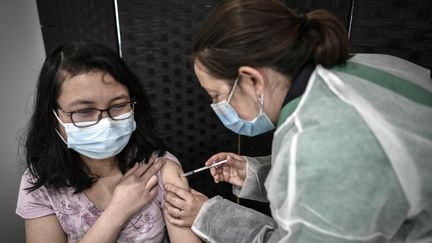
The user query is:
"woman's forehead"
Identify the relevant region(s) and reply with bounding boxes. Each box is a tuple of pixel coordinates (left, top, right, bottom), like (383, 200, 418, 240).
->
(57, 71, 128, 105)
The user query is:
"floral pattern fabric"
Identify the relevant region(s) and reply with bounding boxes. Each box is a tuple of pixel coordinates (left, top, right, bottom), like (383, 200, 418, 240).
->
(16, 153, 178, 243)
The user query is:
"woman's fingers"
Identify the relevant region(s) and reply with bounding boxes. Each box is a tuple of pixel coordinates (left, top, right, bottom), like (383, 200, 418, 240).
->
(163, 185, 208, 227)
(206, 153, 235, 183)
(122, 162, 150, 182)
(148, 184, 158, 197)
(123, 162, 139, 177)
(164, 192, 185, 209)
(204, 152, 232, 167)
(190, 188, 205, 197)
(164, 210, 188, 227)
(205, 153, 248, 186)
(144, 174, 159, 190)
(137, 158, 165, 182)
(164, 199, 183, 217)
(164, 184, 191, 201)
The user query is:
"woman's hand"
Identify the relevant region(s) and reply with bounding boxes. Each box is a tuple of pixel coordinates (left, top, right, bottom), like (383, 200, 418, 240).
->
(163, 184, 208, 227)
(106, 158, 165, 224)
(205, 152, 247, 187)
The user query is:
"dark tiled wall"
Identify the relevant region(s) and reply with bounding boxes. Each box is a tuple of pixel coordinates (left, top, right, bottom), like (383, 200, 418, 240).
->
(36, 0, 118, 54)
(349, 0, 432, 69)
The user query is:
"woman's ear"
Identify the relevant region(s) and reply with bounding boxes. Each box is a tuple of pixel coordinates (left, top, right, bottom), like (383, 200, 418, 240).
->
(238, 66, 265, 96)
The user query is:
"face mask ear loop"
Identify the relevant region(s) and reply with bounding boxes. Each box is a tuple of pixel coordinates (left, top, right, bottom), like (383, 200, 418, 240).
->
(52, 109, 68, 145)
(258, 93, 265, 115)
(227, 76, 239, 103)
(54, 129, 68, 145)
(52, 109, 66, 126)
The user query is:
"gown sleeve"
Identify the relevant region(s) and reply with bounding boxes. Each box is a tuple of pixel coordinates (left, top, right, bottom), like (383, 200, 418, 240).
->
(192, 196, 287, 243)
(232, 155, 272, 202)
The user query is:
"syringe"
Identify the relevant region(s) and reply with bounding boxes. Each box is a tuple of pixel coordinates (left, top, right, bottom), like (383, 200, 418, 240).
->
(182, 159, 228, 177)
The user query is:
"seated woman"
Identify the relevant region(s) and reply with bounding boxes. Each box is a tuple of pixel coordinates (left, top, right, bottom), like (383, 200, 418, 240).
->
(16, 41, 202, 243)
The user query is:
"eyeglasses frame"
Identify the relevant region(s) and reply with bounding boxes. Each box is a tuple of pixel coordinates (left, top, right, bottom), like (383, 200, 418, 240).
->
(57, 100, 136, 128)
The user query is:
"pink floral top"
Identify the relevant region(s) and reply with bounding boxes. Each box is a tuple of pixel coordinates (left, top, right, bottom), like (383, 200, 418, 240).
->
(16, 153, 179, 243)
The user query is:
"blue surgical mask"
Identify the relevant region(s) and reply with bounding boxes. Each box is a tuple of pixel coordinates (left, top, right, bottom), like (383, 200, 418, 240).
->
(53, 111, 136, 159)
(210, 77, 275, 137)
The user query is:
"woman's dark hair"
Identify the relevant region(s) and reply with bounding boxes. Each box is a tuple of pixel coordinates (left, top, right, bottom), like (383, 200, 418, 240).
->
(25, 41, 166, 192)
(193, 0, 350, 82)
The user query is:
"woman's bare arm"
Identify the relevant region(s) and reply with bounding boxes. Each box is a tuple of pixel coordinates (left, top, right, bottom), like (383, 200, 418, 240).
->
(161, 159, 203, 243)
(25, 215, 67, 243)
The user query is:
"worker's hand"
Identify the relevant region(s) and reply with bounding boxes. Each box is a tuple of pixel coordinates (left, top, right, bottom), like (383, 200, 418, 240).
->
(106, 158, 165, 224)
(205, 152, 246, 187)
(163, 184, 208, 227)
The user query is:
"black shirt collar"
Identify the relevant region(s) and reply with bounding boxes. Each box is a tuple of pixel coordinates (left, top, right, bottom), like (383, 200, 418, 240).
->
(282, 63, 315, 106)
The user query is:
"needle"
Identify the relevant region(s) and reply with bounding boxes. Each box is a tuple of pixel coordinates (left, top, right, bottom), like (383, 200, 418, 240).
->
(182, 159, 228, 177)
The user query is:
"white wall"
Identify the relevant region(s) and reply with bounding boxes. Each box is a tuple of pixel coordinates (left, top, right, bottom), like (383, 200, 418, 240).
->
(0, 0, 45, 242)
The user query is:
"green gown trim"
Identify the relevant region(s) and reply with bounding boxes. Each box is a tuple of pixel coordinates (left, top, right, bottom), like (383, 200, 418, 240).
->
(332, 62, 432, 107)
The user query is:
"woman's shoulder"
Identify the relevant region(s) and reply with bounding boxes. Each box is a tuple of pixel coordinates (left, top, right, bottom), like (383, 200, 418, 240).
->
(18, 169, 47, 195)
(150, 151, 180, 163)
(156, 151, 189, 189)
(18, 168, 79, 205)
(150, 151, 182, 173)
(17, 169, 58, 219)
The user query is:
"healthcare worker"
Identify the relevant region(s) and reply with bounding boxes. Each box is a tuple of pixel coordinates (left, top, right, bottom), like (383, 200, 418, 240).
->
(162, 0, 432, 242)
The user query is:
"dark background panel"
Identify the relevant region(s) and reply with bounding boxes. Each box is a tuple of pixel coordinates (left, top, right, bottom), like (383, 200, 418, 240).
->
(349, 0, 432, 69)
(117, 0, 238, 200)
(36, 0, 118, 54)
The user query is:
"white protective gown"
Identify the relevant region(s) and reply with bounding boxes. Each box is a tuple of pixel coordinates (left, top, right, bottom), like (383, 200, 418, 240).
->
(192, 54, 432, 243)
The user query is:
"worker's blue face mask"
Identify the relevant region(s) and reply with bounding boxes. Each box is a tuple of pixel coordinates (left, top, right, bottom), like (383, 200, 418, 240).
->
(210, 77, 275, 137)
(53, 111, 136, 160)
